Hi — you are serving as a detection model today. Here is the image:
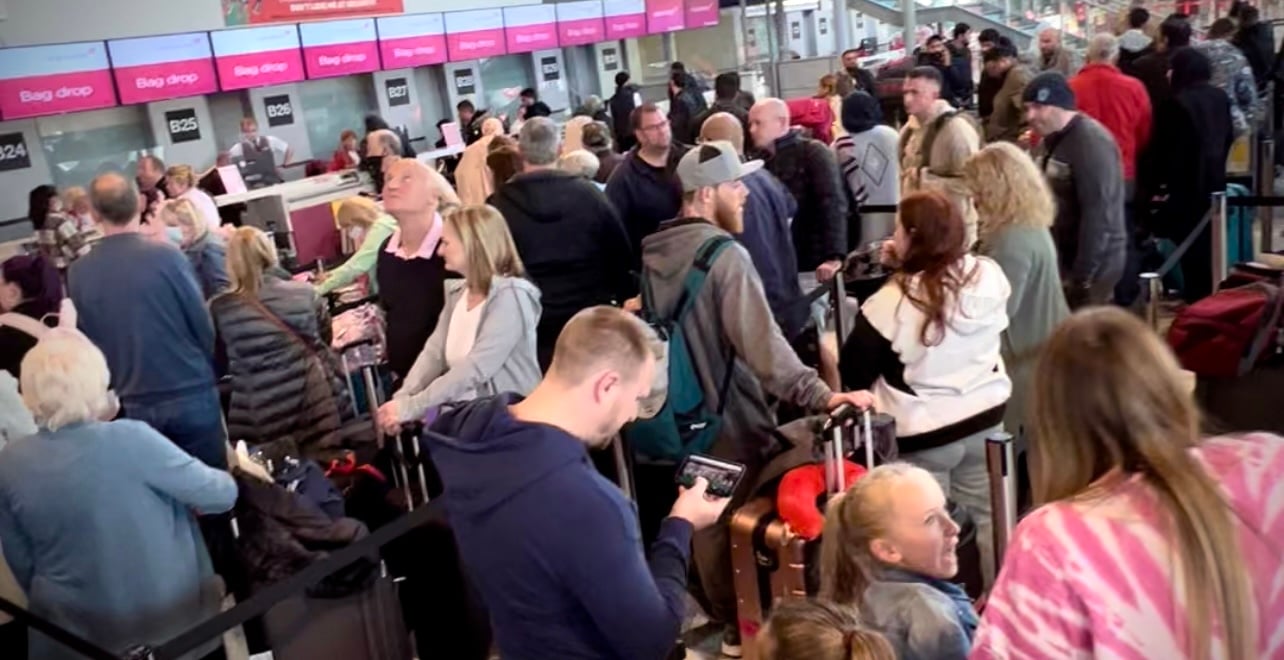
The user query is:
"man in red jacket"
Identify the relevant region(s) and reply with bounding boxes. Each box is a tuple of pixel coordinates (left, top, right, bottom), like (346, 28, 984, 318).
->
(1070, 32, 1152, 305)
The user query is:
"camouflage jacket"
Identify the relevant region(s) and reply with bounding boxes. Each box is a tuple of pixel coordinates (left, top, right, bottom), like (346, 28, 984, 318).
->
(1195, 38, 1262, 136)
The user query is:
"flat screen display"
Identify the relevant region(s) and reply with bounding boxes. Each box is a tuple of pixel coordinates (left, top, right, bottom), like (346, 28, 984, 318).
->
(377, 13, 447, 69)
(210, 24, 305, 91)
(108, 32, 219, 105)
(0, 41, 117, 119)
(299, 18, 380, 79)
(445, 9, 506, 61)
(556, 1, 607, 47)
(503, 4, 559, 54)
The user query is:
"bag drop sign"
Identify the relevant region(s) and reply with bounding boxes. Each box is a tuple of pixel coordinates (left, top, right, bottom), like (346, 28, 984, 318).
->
(165, 108, 202, 144)
(385, 77, 410, 107)
(0, 132, 31, 172)
(454, 68, 475, 95)
(602, 47, 619, 71)
(791, 22, 801, 39)
(264, 94, 294, 127)
(540, 56, 560, 81)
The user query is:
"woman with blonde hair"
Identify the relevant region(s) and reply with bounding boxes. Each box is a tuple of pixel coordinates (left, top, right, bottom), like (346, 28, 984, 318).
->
(0, 329, 236, 659)
(316, 196, 398, 296)
(820, 463, 978, 659)
(816, 73, 846, 140)
(377, 204, 541, 433)
(211, 227, 355, 458)
(455, 116, 506, 206)
(61, 186, 94, 231)
(759, 600, 895, 660)
(164, 164, 220, 237)
(972, 307, 1281, 659)
(961, 142, 1067, 438)
(160, 198, 229, 299)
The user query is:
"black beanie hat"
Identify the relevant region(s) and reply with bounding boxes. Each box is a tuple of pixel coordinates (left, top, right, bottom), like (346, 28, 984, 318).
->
(841, 91, 882, 135)
(1022, 72, 1076, 111)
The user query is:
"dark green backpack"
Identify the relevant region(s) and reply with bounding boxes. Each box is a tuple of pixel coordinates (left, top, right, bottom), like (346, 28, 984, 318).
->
(623, 236, 735, 461)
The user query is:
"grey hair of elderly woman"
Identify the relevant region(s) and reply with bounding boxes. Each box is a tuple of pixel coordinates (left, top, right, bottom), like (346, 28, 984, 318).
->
(557, 149, 601, 180)
(20, 329, 118, 431)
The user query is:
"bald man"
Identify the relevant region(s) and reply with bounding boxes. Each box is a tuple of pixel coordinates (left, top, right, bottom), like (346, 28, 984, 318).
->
(378, 158, 450, 377)
(1038, 28, 1079, 76)
(700, 112, 808, 341)
(748, 98, 848, 292)
(68, 172, 224, 468)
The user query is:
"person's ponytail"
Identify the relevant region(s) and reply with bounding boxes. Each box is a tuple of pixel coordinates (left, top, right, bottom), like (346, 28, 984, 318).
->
(819, 494, 868, 604)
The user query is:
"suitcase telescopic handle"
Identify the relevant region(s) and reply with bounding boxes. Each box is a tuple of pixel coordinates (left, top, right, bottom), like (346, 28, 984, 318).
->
(985, 431, 1017, 572)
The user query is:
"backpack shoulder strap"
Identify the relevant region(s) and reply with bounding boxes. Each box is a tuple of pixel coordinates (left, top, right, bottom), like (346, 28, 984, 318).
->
(919, 110, 959, 172)
(0, 313, 49, 341)
(673, 236, 735, 323)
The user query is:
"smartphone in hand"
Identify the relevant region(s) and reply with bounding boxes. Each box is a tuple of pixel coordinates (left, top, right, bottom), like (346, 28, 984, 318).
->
(675, 454, 746, 499)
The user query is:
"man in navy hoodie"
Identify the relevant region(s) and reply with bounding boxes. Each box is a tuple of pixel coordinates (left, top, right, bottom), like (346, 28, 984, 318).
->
(426, 306, 729, 660)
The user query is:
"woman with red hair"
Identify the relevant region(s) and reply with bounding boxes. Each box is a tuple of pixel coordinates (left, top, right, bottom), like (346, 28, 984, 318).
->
(840, 190, 1011, 587)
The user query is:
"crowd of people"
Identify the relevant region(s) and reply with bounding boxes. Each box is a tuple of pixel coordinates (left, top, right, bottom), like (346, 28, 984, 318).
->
(0, 11, 1281, 660)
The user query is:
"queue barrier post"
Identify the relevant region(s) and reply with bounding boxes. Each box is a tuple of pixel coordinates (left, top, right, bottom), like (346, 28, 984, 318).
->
(1212, 191, 1229, 288)
(1140, 272, 1161, 332)
(1258, 137, 1276, 254)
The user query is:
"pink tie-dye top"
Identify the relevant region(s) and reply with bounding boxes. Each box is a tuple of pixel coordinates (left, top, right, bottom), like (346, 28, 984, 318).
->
(970, 433, 1284, 660)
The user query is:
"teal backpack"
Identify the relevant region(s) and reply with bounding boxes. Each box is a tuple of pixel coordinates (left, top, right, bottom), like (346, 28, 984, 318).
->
(624, 235, 736, 461)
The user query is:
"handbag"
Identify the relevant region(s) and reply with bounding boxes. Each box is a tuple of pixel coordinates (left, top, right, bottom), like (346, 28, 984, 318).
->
(240, 295, 364, 461)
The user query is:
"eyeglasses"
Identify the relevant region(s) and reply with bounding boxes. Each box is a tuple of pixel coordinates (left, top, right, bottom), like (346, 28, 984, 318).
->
(640, 120, 670, 133)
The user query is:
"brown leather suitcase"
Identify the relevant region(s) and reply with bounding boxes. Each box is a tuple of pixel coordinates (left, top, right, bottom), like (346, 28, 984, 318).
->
(729, 406, 872, 659)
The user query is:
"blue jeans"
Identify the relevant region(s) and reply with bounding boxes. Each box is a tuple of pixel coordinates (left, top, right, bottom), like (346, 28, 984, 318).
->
(124, 387, 228, 469)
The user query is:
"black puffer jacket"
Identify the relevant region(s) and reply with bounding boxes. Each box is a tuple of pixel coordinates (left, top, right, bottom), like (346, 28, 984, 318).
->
(233, 472, 376, 597)
(763, 130, 849, 272)
(211, 276, 355, 458)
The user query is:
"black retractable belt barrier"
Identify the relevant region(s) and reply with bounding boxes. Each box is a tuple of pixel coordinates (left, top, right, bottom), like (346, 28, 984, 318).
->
(0, 596, 119, 660)
(1224, 195, 1284, 207)
(140, 499, 443, 660)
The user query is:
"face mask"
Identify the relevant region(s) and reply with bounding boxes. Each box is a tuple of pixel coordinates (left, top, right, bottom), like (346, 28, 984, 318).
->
(166, 226, 184, 245)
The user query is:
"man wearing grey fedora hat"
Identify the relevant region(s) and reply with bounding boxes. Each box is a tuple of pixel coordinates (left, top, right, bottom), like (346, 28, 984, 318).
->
(1024, 71, 1128, 309)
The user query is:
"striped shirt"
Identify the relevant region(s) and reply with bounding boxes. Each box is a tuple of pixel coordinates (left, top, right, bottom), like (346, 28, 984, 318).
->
(971, 433, 1284, 659)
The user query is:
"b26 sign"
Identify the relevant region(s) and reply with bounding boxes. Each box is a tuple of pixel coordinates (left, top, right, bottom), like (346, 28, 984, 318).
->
(264, 94, 295, 126)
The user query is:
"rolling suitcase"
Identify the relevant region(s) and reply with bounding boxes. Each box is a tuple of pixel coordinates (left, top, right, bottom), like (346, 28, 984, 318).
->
(729, 405, 878, 659)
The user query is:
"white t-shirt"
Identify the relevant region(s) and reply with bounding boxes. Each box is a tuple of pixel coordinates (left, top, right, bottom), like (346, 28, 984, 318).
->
(181, 187, 221, 232)
(444, 293, 486, 370)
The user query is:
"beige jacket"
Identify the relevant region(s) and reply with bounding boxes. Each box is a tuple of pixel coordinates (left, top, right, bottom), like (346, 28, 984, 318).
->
(899, 99, 981, 248)
(455, 135, 497, 206)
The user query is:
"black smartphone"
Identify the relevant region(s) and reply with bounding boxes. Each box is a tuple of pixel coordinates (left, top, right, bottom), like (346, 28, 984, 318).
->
(675, 454, 746, 499)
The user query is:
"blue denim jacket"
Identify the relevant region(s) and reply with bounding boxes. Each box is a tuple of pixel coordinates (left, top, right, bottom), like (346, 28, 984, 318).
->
(861, 566, 978, 660)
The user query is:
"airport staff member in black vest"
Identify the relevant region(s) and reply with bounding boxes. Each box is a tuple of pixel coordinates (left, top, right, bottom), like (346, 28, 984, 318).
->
(226, 116, 294, 170)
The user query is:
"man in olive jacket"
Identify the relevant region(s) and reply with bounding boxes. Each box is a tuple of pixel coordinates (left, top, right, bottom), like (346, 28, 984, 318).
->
(984, 43, 1035, 143)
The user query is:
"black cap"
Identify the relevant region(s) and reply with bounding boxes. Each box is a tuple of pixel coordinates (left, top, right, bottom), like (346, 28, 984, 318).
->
(1022, 72, 1076, 110)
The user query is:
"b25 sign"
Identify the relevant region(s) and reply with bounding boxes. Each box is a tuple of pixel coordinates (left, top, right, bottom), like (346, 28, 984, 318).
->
(264, 94, 295, 127)
(386, 77, 410, 107)
(0, 133, 32, 172)
(165, 109, 202, 144)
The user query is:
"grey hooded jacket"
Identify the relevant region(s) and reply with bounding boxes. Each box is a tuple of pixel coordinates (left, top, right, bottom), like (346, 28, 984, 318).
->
(640, 219, 832, 468)
(393, 276, 542, 422)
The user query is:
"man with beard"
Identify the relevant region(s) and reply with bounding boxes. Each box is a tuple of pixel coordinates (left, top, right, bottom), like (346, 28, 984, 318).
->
(605, 103, 691, 260)
(1024, 73, 1127, 308)
(638, 141, 873, 657)
(425, 306, 732, 660)
(835, 47, 878, 96)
